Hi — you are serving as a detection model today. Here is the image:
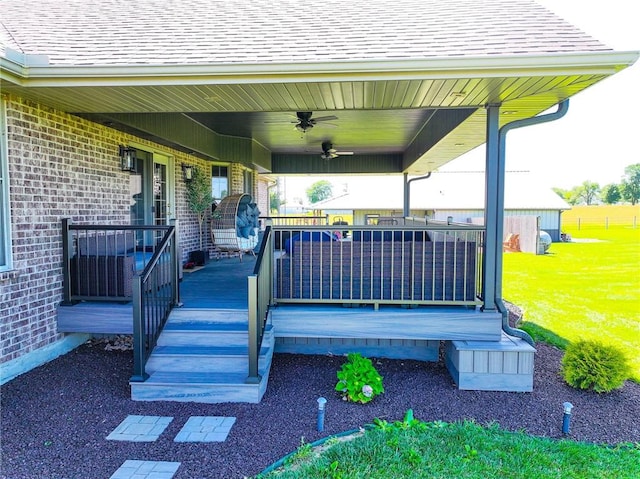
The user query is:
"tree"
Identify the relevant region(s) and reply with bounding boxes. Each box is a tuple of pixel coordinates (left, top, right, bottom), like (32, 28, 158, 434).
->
(185, 166, 213, 251)
(571, 181, 600, 205)
(552, 187, 571, 202)
(269, 190, 283, 213)
(306, 180, 333, 204)
(620, 163, 640, 205)
(601, 184, 622, 204)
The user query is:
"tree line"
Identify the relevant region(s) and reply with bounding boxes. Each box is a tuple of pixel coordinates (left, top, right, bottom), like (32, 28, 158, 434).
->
(554, 163, 640, 206)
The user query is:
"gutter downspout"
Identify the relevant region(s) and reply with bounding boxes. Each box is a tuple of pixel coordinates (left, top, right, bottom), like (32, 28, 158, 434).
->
(403, 172, 432, 217)
(496, 100, 569, 345)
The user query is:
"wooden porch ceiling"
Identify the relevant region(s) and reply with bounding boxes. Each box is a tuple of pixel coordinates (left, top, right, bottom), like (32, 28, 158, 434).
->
(1, 55, 633, 175)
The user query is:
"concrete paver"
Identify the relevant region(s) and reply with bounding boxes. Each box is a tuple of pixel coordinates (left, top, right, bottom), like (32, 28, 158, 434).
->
(109, 460, 181, 479)
(106, 415, 173, 442)
(174, 416, 236, 442)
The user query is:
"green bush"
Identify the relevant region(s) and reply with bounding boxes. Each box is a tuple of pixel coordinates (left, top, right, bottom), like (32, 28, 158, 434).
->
(335, 353, 384, 403)
(562, 340, 631, 393)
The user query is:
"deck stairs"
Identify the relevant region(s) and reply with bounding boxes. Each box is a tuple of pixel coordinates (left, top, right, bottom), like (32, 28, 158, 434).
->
(130, 308, 274, 404)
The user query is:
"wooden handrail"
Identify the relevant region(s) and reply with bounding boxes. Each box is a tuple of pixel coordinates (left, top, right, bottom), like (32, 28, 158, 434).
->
(246, 225, 273, 383)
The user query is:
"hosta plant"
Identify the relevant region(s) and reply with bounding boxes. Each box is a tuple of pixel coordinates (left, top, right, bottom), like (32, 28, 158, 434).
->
(562, 340, 630, 393)
(335, 353, 384, 403)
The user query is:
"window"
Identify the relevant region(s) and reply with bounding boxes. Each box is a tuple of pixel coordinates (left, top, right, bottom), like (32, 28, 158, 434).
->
(0, 101, 12, 271)
(211, 165, 228, 201)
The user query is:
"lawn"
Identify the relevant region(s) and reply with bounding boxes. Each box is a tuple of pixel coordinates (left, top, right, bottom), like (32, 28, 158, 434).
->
(257, 220, 640, 479)
(502, 225, 640, 380)
(259, 416, 640, 478)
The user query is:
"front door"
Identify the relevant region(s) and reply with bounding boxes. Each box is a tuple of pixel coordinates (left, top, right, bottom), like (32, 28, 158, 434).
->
(130, 149, 175, 243)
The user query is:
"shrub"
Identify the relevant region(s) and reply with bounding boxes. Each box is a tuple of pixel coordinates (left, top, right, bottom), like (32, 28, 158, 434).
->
(335, 353, 384, 403)
(562, 340, 630, 393)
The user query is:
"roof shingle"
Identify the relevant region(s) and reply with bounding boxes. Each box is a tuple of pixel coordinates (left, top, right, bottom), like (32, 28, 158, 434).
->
(0, 0, 610, 66)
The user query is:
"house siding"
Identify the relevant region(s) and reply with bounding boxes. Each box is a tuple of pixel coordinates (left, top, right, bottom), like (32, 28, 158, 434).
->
(0, 95, 259, 367)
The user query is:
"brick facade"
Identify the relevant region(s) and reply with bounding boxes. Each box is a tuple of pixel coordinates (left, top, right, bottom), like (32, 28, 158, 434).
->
(0, 95, 260, 365)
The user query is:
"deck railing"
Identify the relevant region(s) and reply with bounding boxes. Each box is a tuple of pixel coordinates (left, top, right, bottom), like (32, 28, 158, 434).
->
(130, 226, 180, 382)
(273, 222, 484, 307)
(61, 219, 179, 382)
(260, 215, 330, 226)
(247, 225, 273, 383)
(61, 219, 179, 303)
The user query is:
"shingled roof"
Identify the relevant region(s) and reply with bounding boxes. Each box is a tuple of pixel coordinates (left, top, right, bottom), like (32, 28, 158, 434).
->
(1, 0, 636, 176)
(0, 0, 612, 66)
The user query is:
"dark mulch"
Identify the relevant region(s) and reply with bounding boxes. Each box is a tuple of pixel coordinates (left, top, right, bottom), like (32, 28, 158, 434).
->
(1, 338, 639, 479)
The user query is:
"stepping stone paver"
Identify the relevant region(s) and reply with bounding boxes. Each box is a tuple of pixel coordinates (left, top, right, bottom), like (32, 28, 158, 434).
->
(174, 416, 236, 442)
(106, 415, 173, 442)
(109, 460, 180, 479)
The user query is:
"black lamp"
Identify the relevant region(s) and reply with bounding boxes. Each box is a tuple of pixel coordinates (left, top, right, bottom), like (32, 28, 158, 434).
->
(119, 145, 136, 172)
(182, 164, 194, 182)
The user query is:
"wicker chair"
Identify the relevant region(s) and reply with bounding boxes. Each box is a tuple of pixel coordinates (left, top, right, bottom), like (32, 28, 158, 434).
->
(210, 193, 260, 261)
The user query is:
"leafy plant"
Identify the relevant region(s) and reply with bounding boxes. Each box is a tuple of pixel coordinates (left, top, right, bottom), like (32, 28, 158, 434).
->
(285, 438, 313, 466)
(335, 353, 384, 403)
(373, 410, 432, 434)
(562, 340, 631, 392)
(462, 444, 478, 461)
(185, 166, 213, 251)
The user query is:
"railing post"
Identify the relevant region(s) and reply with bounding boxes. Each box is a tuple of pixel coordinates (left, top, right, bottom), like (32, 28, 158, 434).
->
(246, 275, 261, 384)
(60, 218, 76, 305)
(170, 220, 181, 307)
(130, 276, 149, 382)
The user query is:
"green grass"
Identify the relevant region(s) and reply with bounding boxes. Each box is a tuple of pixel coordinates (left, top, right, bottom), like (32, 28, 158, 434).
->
(502, 226, 640, 380)
(258, 229, 640, 478)
(258, 420, 640, 478)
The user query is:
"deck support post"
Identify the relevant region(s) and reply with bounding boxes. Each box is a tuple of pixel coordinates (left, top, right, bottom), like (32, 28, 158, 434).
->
(246, 275, 262, 384)
(482, 104, 501, 311)
(60, 218, 78, 306)
(130, 278, 149, 382)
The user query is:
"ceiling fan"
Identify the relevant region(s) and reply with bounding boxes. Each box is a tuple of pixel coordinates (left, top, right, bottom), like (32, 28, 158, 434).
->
(321, 141, 354, 160)
(265, 111, 338, 133)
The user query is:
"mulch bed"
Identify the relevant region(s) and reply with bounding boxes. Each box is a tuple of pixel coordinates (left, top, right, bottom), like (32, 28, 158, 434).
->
(1, 336, 638, 479)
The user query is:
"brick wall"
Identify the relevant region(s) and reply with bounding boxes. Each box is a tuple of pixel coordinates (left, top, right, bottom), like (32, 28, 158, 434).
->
(0, 95, 259, 365)
(256, 176, 271, 217)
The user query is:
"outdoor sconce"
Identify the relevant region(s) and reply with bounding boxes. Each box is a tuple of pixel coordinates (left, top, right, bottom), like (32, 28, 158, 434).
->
(182, 163, 194, 182)
(119, 145, 137, 172)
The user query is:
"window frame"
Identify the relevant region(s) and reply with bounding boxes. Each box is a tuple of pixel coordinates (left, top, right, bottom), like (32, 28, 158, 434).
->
(211, 164, 229, 202)
(0, 100, 13, 271)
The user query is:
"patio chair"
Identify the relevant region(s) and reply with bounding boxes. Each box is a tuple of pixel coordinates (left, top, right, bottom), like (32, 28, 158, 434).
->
(211, 193, 260, 261)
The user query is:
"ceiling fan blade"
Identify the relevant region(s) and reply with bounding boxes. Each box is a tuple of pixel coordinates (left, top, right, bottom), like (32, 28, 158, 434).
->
(312, 115, 339, 122)
(335, 151, 354, 155)
(264, 119, 297, 124)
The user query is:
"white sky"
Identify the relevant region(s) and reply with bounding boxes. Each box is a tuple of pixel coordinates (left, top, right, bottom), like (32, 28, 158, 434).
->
(281, 0, 640, 203)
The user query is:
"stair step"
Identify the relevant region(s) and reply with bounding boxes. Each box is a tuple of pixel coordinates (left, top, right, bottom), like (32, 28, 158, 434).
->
(131, 370, 270, 404)
(147, 345, 271, 373)
(153, 345, 270, 356)
(145, 370, 265, 385)
(132, 307, 274, 403)
(158, 324, 273, 347)
(164, 321, 248, 332)
(169, 308, 249, 323)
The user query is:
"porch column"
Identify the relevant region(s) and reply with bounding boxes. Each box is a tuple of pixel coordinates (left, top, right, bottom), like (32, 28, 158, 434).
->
(403, 173, 409, 217)
(482, 104, 502, 311)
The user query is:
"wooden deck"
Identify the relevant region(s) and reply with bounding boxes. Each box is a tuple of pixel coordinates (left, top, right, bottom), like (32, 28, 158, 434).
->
(271, 305, 501, 341)
(270, 304, 501, 361)
(56, 256, 533, 397)
(57, 302, 133, 334)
